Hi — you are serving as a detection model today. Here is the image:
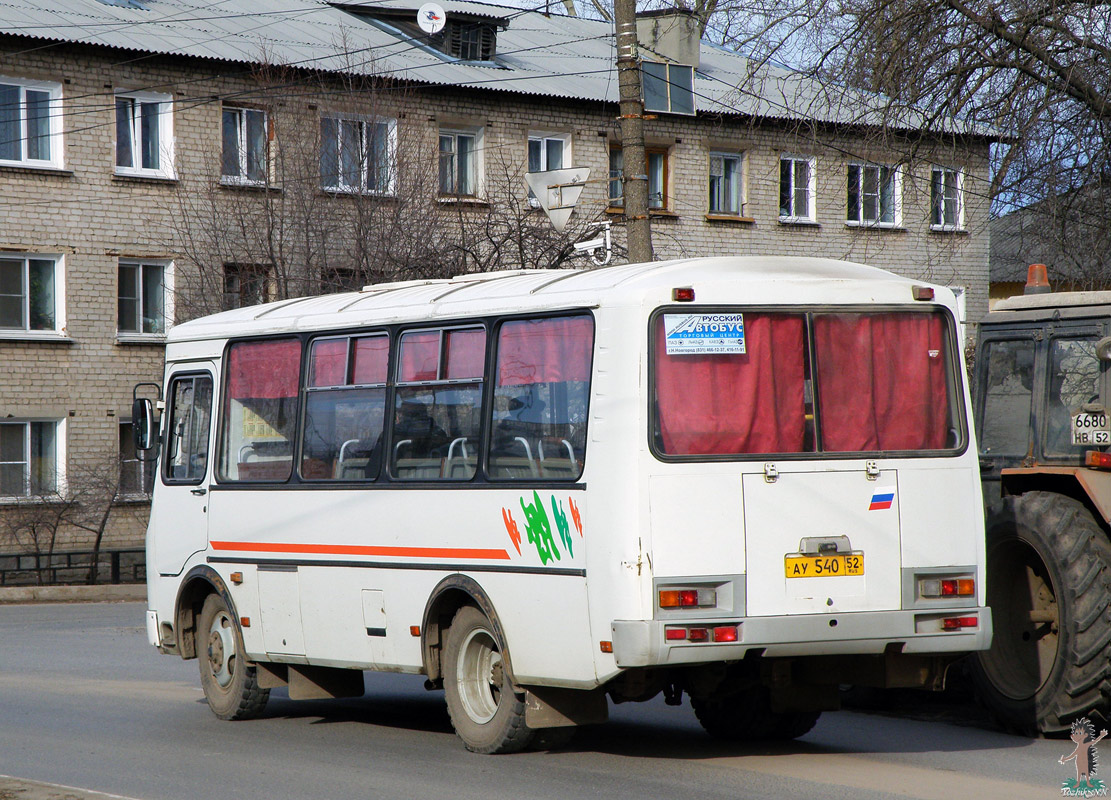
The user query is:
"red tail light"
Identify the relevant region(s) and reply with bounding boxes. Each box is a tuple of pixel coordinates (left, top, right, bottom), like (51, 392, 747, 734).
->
(942, 616, 978, 631)
(687, 627, 709, 642)
(712, 626, 738, 642)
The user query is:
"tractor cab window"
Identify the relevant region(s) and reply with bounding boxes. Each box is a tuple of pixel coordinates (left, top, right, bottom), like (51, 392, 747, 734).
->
(979, 338, 1035, 457)
(1045, 336, 1103, 456)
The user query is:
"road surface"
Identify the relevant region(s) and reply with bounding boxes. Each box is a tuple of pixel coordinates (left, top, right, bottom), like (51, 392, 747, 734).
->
(0, 602, 1077, 800)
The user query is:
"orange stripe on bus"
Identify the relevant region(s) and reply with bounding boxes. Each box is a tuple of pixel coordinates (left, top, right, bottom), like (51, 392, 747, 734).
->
(209, 541, 512, 560)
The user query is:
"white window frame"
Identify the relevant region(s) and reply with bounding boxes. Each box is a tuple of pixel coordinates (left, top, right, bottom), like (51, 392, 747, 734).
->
(0, 76, 63, 169)
(779, 154, 816, 222)
(117, 259, 173, 341)
(221, 106, 269, 186)
(708, 150, 746, 216)
(320, 113, 397, 195)
(846, 162, 902, 228)
(114, 90, 175, 179)
(438, 126, 483, 198)
(527, 131, 570, 205)
(0, 253, 65, 339)
(0, 419, 64, 500)
(930, 166, 965, 231)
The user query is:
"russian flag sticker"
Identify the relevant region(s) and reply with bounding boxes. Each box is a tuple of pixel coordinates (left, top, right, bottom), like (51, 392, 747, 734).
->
(869, 486, 896, 511)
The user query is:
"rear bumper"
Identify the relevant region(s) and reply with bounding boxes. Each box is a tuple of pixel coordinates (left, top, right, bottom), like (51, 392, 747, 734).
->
(611, 607, 992, 668)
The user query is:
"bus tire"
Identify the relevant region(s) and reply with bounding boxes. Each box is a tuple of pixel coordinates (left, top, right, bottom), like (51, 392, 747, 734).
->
(970, 491, 1111, 735)
(443, 605, 534, 754)
(198, 593, 270, 721)
(692, 689, 819, 741)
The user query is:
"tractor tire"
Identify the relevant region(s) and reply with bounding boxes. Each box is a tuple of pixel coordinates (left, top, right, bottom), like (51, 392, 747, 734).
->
(971, 491, 1111, 735)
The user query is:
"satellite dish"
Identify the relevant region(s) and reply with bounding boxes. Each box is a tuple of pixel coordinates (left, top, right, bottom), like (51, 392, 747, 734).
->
(525, 167, 590, 232)
(417, 2, 446, 34)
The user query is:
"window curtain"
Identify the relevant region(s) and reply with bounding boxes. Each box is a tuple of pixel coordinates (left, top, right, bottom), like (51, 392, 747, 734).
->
(496, 316, 594, 385)
(227, 338, 301, 399)
(814, 313, 949, 451)
(398, 331, 440, 382)
(351, 335, 389, 385)
(444, 329, 486, 380)
(655, 314, 806, 455)
(308, 339, 346, 388)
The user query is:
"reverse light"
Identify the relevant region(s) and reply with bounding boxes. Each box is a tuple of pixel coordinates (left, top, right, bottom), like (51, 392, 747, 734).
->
(942, 616, 978, 631)
(658, 588, 717, 609)
(1086, 450, 1111, 470)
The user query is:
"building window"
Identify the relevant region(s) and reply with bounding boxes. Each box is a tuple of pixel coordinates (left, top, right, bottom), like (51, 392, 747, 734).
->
(779, 154, 816, 221)
(115, 91, 174, 178)
(847, 164, 900, 226)
(0, 255, 59, 333)
(222, 107, 268, 184)
(0, 77, 62, 168)
(609, 146, 669, 210)
(447, 22, 497, 61)
(931, 167, 964, 230)
(439, 128, 480, 196)
(223, 264, 270, 309)
(320, 115, 395, 194)
(118, 260, 169, 336)
(0, 421, 58, 497)
(119, 422, 156, 496)
(709, 152, 744, 215)
(527, 132, 569, 203)
(642, 62, 694, 115)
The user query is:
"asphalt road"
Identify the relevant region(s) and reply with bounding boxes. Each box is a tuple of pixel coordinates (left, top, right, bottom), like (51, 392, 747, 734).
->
(0, 603, 1076, 800)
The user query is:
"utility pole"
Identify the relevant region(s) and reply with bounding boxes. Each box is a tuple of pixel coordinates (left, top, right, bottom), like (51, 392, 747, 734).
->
(613, 0, 654, 263)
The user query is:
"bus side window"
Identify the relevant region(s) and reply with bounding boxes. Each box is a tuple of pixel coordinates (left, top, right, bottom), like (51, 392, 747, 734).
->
(489, 315, 593, 481)
(391, 327, 485, 481)
(301, 334, 388, 481)
(164, 374, 213, 483)
(218, 338, 301, 483)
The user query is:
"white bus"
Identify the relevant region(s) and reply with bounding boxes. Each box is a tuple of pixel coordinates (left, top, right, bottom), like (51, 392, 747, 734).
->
(138, 256, 990, 753)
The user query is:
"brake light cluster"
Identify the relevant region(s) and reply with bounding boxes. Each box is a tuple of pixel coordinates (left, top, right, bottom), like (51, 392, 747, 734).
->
(665, 625, 739, 643)
(658, 588, 716, 609)
(942, 616, 978, 631)
(919, 577, 975, 598)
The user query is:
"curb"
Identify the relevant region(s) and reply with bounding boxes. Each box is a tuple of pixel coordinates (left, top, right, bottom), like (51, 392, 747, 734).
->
(0, 584, 145, 604)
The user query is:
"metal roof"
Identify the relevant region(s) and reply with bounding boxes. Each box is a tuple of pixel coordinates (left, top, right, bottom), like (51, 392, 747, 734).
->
(0, 0, 987, 133)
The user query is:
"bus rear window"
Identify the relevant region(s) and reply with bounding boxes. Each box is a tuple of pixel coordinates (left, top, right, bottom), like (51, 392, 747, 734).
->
(219, 337, 302, 482)
(652, 309, 960, 457)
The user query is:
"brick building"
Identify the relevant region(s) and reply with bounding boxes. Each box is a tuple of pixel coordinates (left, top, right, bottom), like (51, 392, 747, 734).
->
(0, 0, 993, 555)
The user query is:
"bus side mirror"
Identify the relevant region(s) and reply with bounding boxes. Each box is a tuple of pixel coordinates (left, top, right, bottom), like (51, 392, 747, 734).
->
(132, 398, 155, 451)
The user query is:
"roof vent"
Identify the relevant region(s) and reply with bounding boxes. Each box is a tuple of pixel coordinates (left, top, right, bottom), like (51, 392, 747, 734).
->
(95, 0, 151, 9)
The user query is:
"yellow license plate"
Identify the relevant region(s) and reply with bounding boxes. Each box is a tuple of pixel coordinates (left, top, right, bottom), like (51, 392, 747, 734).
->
(784, 553, 864, 578)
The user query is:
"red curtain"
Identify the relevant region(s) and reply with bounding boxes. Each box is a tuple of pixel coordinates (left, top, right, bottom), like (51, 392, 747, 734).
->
(655, 315, 806, 454)
(227, 338, 301, 400)
(352, 335, 389, 385)
(814, 313, 949, 451)
(497, 316, 593, 386)
(399, 331, 440, 382)
(308, 339, 346, 387)
(445, 329, 486, 380)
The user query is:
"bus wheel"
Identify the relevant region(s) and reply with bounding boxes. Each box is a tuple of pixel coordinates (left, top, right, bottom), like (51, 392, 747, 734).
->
(198, 593, 270, 721)
(692, 689, 819, 741)
(443, 605, 534, 754)
(971, 492, 1111, 735)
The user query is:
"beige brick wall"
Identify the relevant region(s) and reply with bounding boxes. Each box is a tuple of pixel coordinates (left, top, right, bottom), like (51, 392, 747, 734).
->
(0, 43, 991, 552)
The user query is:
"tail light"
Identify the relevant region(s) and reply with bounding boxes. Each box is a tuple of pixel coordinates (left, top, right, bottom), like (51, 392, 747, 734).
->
(1086, 451, 1111, 470)
(942, 616, 978, 631)
(658, 587, 717, 609)
(664, 624, 740, 643)
(919, 576, 975, 598)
